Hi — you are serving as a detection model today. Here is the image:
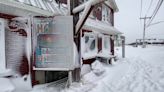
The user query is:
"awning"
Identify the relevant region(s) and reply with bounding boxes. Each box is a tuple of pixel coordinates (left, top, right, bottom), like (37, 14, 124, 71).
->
(0, 0, 68, 17)
(83, 18, 122, 35)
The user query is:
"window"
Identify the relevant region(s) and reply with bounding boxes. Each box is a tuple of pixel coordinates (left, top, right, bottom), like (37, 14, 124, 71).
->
(104, 36, 110, 50)
(81, 32, 98, 60)
(84, 34, 97, 52)
(89, 39, 96, 51)
(92, 4, 102, 21)
(101, 4, 112, 25)
(102, 35, 111, 54)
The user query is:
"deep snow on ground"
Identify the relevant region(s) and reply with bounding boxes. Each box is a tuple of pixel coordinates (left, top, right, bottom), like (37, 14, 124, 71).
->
(116, 45, 164, 67)
(1, 45, 164, 92)
(114, 45, 164, 92)
(28, 45, 164, 92)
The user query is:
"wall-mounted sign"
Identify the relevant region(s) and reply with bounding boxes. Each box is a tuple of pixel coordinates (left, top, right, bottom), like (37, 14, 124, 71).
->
(33, 16, 74, 70)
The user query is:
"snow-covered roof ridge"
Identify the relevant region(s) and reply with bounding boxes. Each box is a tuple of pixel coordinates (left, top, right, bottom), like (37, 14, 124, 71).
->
(105, 0, 119, 12)
(84, 18, 122, 35)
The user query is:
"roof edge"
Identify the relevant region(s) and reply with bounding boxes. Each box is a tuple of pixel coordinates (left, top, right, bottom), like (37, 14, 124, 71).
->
(104, 0, 119, 12)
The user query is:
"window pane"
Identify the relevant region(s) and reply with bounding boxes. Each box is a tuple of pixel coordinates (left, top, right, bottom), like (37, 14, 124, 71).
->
(90, 39, 96, 51)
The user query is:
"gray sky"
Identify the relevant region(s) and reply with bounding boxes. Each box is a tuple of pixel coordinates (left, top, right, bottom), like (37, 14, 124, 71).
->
(115, 0, 164, 43)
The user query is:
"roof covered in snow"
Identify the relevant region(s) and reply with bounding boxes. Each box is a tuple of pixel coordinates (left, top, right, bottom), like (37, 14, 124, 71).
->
(0, 0, 119, 16)
(83, 18, 122, 35)
(0, 0, 67, 16)
(0, 0, 121, 35)
(105, 0, 119, 12)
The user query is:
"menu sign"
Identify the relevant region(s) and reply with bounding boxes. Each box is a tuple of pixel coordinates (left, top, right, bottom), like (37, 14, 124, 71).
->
(34, 16, 74, 70)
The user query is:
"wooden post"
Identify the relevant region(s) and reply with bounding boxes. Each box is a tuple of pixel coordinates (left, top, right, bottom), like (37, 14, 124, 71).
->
(68, 70, 72, 86)
(121, 36, 125, 58)
(110, 35, 114, 55)
(70, 0, 81, 82)
(110, 9, 115, 55)
(135, 39, 138, 47)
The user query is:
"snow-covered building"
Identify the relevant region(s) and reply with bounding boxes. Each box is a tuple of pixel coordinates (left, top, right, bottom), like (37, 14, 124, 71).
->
(0, 0, 69, 90)
(0, 0, 121, 90)
(79, 0, 121, 64)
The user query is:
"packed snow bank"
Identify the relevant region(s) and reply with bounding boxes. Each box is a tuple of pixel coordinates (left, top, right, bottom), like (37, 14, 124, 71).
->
(100, 57, 164, 92)
(0, 78, 15, 92)
(30, 78, 67, 92)
(65, 61, 129, 92)
(91, 60, 105, 76)
(81, 64, 92, 76)
(10, 75, 32, 92)
(29, 60, 129, 92)
(113, 45, 164, 92)
(0, 74, 32, 92)
(0, 68, 13, 77)
(116, 45, 164, 66)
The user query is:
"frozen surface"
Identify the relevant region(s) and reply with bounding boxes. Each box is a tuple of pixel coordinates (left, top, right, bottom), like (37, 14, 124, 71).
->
(0, 68, 13, 77)
(91, 60, 105, 76)
(73, 42, 80, 68)
(81, 64, 92, 76)
(0, 78, 15, 92)
(115, 45, 164, 67)
(114, 45, 164, 92)
(81, 34, 98, 60)
(11, 75, 32, 92)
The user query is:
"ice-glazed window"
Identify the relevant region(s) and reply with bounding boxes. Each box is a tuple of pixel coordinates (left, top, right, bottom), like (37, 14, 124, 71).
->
(84, 34, 97, 52)
(85, 36, 89, 43)
(90, 39, 96, 51)
(92, 4, 102, 21)
(101, 4, 112, 25)
(82, 32, 98, 60)
(104, 37, 110, 49)
(5, 18, 29, 76)
(103, 36, 111, 53)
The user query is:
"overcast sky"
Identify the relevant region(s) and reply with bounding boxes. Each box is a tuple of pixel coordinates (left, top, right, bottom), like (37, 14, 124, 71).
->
(115, 0, 164, 43)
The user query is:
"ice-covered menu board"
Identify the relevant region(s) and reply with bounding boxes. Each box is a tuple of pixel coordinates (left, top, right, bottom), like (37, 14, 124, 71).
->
(33, 16, 74, 70)
(0, 18, 6, 70)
